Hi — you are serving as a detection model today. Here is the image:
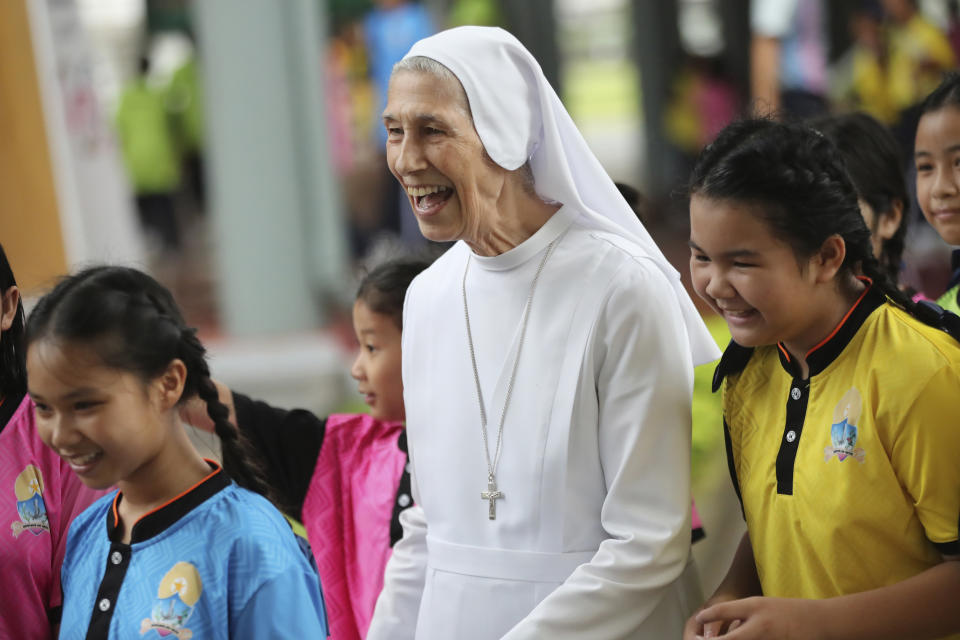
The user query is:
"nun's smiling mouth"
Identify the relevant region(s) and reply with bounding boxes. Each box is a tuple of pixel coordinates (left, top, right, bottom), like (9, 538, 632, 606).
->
(407, 184, 453, 215)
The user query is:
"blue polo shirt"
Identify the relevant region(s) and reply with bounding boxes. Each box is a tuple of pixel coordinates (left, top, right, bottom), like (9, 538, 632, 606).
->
(59, 463, 328, 639)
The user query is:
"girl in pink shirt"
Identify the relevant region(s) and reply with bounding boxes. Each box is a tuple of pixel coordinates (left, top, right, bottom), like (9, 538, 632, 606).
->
(0, 243, 103, 639)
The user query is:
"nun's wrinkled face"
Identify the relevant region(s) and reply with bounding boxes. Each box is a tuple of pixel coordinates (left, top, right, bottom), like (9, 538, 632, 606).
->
(383, 70, 508, 244)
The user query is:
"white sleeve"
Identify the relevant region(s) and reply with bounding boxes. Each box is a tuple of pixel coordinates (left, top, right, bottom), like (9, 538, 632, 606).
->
(366, 463, 428, 639)
(367, 282, 429, 640)
(502, 260, 695, 639)
(750, 0, 798, 37)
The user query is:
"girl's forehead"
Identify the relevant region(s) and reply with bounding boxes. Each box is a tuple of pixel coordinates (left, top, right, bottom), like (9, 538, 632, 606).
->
(918, 106, 960, 139)
(27, 339, 119, 389)
(353, 300, 401, 334)
(690, 195, 793, 252)
(690, 196, 770, 232)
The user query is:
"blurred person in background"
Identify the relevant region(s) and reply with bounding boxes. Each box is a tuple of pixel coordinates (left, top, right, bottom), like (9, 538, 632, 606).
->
(750, 0, 829, 118)
(363, 0, 434, 252)
(166, 38, 206, 215)
(882, 0, 956, 153)
(115, 55, 182, 257)
(843, 1, 899, 125)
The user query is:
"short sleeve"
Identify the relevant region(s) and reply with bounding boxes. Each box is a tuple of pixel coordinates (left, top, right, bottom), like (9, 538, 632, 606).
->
(232, 570, 329, 638)
(231, 392, 326, 520)
(890, 362, 960, 554)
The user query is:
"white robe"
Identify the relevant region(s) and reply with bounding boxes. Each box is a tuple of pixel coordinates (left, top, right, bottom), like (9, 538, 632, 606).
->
(368, 205, 700, 639)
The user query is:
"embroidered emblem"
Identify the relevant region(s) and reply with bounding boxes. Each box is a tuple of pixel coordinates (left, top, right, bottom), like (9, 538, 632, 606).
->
(11, 464, 50, 537)
(140, 562, 202, 639)
(824, 388, 866, 463)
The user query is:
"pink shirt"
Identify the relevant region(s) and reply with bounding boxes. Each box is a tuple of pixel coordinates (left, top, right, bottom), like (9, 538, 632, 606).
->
(0, 395, 104, 639)
(302, 413, 406, 640)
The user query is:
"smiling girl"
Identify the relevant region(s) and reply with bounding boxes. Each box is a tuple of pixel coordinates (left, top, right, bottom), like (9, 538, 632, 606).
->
(183, 257, 430, 640)
(915, 71, 960, 314)
(26, 266, 328, 639)
(683, 118, 960, 640)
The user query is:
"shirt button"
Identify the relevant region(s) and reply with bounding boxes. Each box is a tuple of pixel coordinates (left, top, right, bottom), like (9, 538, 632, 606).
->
(791, 388, 801, 400)
(111, 551, 123, 565)
(98, 598, 111, 612)
(405, 462, 412, 474)
(397, 493, 411, 507)
(786, 430, 797, 443)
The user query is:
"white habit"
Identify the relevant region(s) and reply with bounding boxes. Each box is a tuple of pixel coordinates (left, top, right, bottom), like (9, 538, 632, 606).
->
(367, 205, 701, 639)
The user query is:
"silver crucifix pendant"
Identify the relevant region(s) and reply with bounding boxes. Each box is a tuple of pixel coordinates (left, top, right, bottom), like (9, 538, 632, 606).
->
(480, 477, 503, 520)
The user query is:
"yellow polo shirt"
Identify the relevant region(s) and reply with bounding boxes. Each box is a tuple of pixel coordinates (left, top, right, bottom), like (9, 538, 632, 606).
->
(717, 285, 960, 614)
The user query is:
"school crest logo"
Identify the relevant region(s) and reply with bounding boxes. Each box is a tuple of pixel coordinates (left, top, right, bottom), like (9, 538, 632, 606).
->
(11, 464, 50, 537)
(824, 388, 866, 463)
(140, 561, 202, 639)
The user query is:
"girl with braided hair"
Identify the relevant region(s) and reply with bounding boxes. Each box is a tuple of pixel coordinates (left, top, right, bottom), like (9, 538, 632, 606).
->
(683, 118, 960, 639)
(25, 266, 328, 639)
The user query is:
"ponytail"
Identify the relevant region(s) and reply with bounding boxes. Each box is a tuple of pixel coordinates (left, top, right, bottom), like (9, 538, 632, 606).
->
(26, 266, 279, 504)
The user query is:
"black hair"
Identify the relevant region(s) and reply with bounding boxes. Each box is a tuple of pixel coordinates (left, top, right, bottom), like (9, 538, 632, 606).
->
(615, 182, 649, 225)
(356, 257, 432, 330)
(25, 266, 275, 504)
(920, 70, 960, 115)
(809, 112, 908, 283)
(0, 243, 26, 400)
(689, 117, 920, 316)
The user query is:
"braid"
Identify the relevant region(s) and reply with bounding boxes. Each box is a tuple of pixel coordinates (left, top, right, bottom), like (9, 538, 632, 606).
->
(859, 254, 915, 310)
(178, 327, 281, 508)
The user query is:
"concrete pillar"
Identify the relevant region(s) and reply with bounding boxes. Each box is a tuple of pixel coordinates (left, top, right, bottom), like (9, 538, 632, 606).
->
(194, 0, 348, 337)
(631, 0, 681, 205)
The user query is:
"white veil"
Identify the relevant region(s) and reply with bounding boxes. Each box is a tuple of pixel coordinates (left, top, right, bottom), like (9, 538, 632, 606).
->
(404, 26, 719, 365)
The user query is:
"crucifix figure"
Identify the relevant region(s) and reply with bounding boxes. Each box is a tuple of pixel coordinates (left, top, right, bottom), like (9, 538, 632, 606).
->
(480, 477, 503, 520)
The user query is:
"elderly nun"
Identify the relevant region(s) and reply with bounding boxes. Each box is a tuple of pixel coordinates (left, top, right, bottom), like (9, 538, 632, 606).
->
(368, 26, 719, 640)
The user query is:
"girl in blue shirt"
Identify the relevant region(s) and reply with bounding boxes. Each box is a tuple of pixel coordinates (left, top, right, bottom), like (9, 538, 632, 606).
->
(25, 266, 328, 639)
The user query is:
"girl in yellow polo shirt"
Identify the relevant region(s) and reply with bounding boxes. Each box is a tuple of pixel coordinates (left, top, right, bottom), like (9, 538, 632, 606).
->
(683, 118, 960, 640)
(915, 71, 960, 315)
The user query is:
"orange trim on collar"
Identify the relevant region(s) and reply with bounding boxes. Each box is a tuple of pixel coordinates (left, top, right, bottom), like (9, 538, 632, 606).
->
(805, 280, 873, 358)
(116, 459, 223, 530)
(111, 491, 120, 526)
(777, 343, 791, 362)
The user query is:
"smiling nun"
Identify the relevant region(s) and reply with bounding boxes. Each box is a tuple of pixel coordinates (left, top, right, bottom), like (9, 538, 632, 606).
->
(368, 26, 720, 640)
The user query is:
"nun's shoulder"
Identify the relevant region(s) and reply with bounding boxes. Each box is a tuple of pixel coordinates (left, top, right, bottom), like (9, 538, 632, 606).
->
(559, 226, 673, 293)
(406, 241, 469, 296)
(572, 227, 670, 273)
